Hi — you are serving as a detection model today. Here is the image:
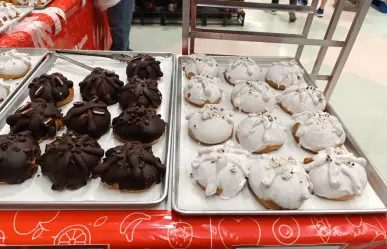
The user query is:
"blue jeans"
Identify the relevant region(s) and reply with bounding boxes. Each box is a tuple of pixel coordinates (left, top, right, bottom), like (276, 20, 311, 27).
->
(107, 0, 134, 51)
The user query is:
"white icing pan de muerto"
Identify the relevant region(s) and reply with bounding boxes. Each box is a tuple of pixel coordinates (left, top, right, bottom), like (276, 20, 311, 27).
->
(304, 146, 367, 200)
(183, 54, 220, 79)
(236, 112, 286, 154)
(277, 84, 327, 114)
(186, 104, 234, 145)
(231, 80, 277, 114)
(292, 111, 346, 153)
(249, 155, 312, 210)
(191, 141, 251, 199)
(183, 75, 223, 107)
(0, 49, 31, 80)
(265, 60, 306, 90)
(224, 57, 260, 85)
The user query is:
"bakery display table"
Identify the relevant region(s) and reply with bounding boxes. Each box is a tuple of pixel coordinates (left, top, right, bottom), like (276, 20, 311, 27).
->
(0, 210, 385, 248)
(0, 0, 108, 50)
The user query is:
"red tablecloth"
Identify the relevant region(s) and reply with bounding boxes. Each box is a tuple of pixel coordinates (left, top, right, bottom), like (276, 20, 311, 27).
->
(0, 1, 386, 249)
(0, 210, 385, 249)
(0, 0, 108, 50)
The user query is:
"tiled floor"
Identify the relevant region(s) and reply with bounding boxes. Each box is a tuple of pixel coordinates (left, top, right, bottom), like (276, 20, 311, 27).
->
(130, 0, 387, 180)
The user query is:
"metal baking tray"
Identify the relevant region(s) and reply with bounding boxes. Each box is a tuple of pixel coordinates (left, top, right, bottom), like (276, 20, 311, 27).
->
(0, 50, 175, 209)
(0, 48, 48, 113)
(33, 0, 54, 9)
(0, 7, 33, 34)
(172, 55, 387, 215)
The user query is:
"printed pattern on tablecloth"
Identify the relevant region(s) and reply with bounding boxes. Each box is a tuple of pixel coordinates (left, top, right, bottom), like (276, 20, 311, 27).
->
(0, 211, 384, 248)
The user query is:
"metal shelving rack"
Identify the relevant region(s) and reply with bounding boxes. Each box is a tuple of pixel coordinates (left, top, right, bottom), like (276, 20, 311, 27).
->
(182, 0, 372, 100)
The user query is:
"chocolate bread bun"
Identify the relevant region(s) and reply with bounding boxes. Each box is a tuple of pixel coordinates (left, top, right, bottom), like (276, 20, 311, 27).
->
(79, 67, 124, 105)
(28, 72, 74, 107)
(0, 131, 41, 184)
(118, 76, 162, 110)
(113, 106, 166, 144)
(126, 54, 163, 80)
(93, 143, 165, 192)
(6, 99, 64, 142)
(39, 131, 104, 191)
(64, 101, 111, 138)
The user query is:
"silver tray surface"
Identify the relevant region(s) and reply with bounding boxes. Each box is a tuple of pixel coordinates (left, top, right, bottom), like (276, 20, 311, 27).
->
(0, 48, 47, 113)
(172, 55, 387, 215)
(0, 50, 175, 209)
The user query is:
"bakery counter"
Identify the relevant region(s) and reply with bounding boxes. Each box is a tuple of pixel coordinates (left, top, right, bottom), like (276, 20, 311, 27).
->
(0, 51, 385, 248)
(0, 0, 109, 50)
(0, 210, 385, 248)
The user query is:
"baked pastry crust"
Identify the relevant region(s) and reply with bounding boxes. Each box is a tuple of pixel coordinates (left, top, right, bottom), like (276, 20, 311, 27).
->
(64, 100, 111, 138)
(40, 131, 104, 191)
(231, 80, 276, 113)
(113, 106, 166, 144)
(184, 75, 223, 107)
(277, 84, 326, 114)
(118, 75, 162, 110)
(28, 72, 74, 107)
(183, 54, 220, 79)
(224, 57, 260, 85)
(304, 146, 367, 200)
(126, 54, 163, 80)
(0, 131, 40, 184)
(186, 104, 234, 145)
(6, 99, 64, 142)
(236, 113, 286, 153)
(265, 60, 305, 90)
(248, 155, 312, 210)
(191, 141, 251, 199)
(93, 143, 165, 192)
(80, 68, 124, 105)
(0, 49, 30, 80)
(292, 111, 346, 153)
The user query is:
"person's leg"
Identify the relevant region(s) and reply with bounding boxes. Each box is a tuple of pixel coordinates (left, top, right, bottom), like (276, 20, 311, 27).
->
(319, 0, 328, 9)
(316, 0, 328, 17)
(107, 0, 134, 51)
(289, 0, 297, 22)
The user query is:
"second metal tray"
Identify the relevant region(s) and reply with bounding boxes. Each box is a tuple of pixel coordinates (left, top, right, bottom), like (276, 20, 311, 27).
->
(0, 50, 175, 209)
(172, 55, 387, 215)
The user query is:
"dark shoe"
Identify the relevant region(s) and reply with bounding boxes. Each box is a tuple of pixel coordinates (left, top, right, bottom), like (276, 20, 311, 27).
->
(289, 12, 297, 22)
(315, 8, 324, 17)
(298, 0, 308, 5)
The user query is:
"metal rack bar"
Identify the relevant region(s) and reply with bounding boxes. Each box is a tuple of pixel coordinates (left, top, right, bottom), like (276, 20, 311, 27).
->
(190, 28, 345, 46)
(312, 0, 346, 75)
(190, 0, 197, 54)
(295, 0, 319, 60)
(324, 0, 372, 99)
(182, 0, 372, 100)
(182, 0, 190, 55)
(196, 0, 314, 12)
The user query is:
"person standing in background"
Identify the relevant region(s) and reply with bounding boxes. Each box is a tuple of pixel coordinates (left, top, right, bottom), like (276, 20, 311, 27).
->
(265, 0, 298, 22)
(298, 0, 328, 17)
(107, 0, 135, 51)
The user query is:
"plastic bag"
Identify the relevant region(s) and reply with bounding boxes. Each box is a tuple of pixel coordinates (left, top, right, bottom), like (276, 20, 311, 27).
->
(95, 0, 121, 10)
